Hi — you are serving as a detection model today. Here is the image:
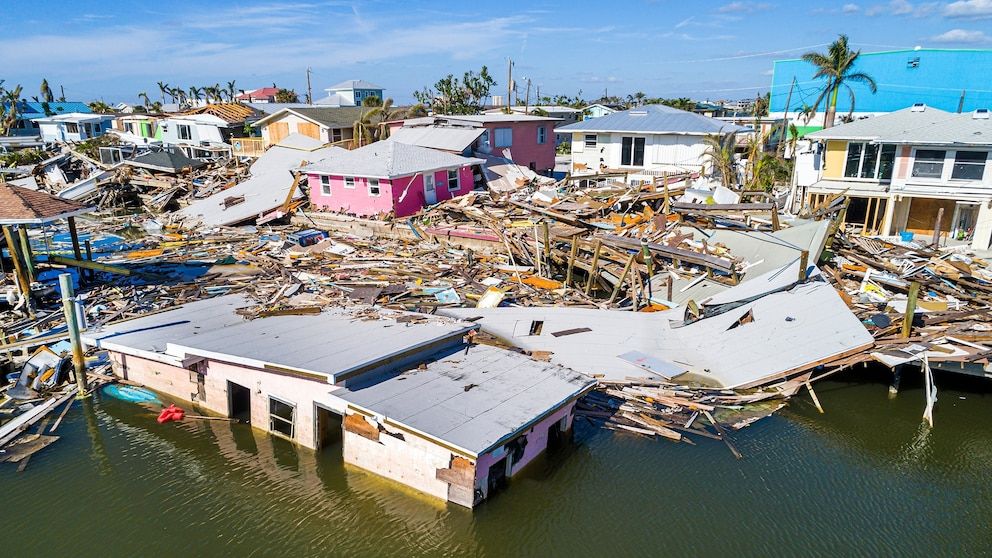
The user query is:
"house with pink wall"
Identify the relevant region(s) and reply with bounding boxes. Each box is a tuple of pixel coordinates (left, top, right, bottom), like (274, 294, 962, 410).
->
(82, 294, 594, 509)
(388, 113, 560, 175)
(304, 140, 484, 218)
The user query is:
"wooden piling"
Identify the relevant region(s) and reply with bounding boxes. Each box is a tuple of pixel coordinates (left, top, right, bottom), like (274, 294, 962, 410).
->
(798, 250, 809, 282)
(902, 281, 920, 339)
(931, 207, 944, 247)
(3, 225, 32, 304)
(17, 226, 34, 283)
(59, 273, 87, 396)
(566, 236, 578, 287)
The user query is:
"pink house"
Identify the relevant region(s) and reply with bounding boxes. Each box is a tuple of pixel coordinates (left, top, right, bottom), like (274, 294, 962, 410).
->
(388, 114, 560, 174)
(305, 141, 483, 218)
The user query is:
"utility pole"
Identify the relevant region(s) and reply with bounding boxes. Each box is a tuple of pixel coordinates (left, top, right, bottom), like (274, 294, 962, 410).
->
(59, 273, 87, 396)
(306, 66, 313, 105)
(778, 77, 796, 157)
(524, 78, 531, 114)
(957, 89, 966, 113)
(59, 84, 66, 101)
(506, 58, 513, 112)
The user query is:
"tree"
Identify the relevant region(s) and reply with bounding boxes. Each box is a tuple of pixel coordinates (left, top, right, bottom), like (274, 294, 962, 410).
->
(413, 66, 496, 115)
(352, 97, 401, 147)
(703, 131, 739, 188)
(188, 86, 202, 104)
(138, 91, 151, 108)
(157, 81, 169, 103)
(40, 79, 54, 103)
(0, 83, 24, 136)
(753, 92, 770, 117)
(226, 80, 237, 102)
(275, 88, 299, 103)
(88, 100, 114, 114)
(801, 34, 877, 128)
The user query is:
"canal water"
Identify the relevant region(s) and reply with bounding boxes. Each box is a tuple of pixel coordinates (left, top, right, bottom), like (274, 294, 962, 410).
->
(3, 367, 991, 557)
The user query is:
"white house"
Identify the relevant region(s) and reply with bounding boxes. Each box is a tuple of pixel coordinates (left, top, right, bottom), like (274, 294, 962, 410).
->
(315, 80, 384, 107)
(801, 106, 992, 249)
(33, 113, 116, 143)
(157, 104, 259, 160)
(556, 105, 747, 184)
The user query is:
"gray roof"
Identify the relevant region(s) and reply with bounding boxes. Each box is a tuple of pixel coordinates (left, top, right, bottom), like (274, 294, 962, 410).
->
(126, 150, 206, 173)
(326, 79, 383, 91)
(302, 140, 484, 178)
(333, 344, 595, 455)
(246, 102, 315, 115)
(82, 294, 475, 383)
(806, 107, 956, 142)
(388, 126, 484, 152)
(555, 104, 747, 135)
(254, 106, 365, 129)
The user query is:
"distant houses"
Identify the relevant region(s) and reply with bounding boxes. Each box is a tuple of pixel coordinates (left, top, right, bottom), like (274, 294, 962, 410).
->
(315, 80, 385, 107)
(253, 106, 365, 146)
(303, 140, 483, 217)
(235, 87, 280, 103)
(34, 113, 115, 143)
(556, 104, 746, 183)
(799, 105, 992, 249)
(4, 101, 93, 137)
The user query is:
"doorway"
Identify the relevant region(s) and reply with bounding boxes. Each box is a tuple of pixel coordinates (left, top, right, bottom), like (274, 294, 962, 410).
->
(487, 456, 508, 497)
(314, 404, 343, 451)
(424, 174, 437, 204)
(228, 381, 251, 424)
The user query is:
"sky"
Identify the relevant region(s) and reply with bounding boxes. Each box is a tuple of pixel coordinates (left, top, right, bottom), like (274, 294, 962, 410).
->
(2, 0, 992, 105)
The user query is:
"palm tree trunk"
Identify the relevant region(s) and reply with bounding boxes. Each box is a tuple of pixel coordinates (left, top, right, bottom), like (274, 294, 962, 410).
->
(823, 86, 840, 129)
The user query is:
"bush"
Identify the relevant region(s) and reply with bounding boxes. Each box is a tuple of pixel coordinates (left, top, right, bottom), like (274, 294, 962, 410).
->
(0, 149, 46, 167)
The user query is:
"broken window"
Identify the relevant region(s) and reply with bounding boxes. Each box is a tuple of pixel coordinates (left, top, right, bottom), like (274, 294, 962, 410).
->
(528, 320, 544, 335)
(269, 397, 295, 439)
(178, 124, 192, 140)
(65, 123, 79, 134)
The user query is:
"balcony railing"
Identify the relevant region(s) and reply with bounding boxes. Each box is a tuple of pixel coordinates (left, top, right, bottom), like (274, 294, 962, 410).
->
(231, 137, 266, 157)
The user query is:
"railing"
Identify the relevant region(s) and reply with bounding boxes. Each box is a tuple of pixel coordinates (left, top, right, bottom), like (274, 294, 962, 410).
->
(230, 137, 266, 157)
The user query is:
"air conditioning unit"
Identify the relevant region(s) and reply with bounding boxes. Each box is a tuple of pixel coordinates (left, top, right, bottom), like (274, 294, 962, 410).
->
(974, 109, 990, 120)
(910, 103, 926, 112)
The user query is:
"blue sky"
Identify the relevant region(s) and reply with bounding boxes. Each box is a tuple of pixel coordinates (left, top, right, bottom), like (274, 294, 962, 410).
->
(2, 0, 992, 104)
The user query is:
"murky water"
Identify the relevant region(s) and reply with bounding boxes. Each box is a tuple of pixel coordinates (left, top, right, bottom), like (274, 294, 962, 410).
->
(3, 367, 991, 557)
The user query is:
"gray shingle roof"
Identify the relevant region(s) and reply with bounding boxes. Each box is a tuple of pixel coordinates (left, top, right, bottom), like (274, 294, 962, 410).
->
(388, 126, 484, 152)
(806, 107, 956, 141)
(289, 106, 366, 128)
(302, 140, 484, 178)
(555, 104, 747, 135)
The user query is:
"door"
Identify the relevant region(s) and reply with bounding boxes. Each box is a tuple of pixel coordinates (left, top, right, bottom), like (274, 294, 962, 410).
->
(313, 404, 343, 451)
(424, 173, 437, 204)
(228, 381, 251, 424)
(297, 122, 320, 140)
(269, 122, 289, 144)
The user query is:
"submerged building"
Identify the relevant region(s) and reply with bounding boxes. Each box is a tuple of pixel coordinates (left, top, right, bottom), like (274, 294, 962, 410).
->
(83, 295, 594, 508)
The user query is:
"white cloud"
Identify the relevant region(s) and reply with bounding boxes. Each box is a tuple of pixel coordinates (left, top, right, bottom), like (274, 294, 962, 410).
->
(944, 0, 992, 17)
(929, 28, 992, 43)
(865, 0, 937, 16)
(717, 2, 772, 13)
(842, 3, 861, 12)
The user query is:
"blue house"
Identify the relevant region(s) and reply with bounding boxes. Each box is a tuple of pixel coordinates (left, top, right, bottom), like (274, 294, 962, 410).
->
(4, 101, 93, 136)
(769, 48, 992, 130)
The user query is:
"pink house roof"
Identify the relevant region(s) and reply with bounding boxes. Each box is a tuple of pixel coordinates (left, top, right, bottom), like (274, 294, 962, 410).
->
(302, 141, 484, 179)
(236, 87, 280, 100)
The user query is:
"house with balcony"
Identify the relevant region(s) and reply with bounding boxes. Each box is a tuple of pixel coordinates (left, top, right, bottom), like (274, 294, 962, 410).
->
(303, 140, 483, 217)
(801, 105, 992, 249)
(157, 103, 261, 160)
(556, 104, 747, 184)
(33, 112, 116, 143)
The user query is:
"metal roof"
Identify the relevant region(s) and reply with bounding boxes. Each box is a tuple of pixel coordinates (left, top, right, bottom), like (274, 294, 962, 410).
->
(326, 80, 383, 91)
(302, 140, 483, 179)
(555, 104, 747, 135)
(82, 294, 475, 383)
(333, 344, 594, 456)
(388, 126, 484, 152)
(255, 106, 365, 129)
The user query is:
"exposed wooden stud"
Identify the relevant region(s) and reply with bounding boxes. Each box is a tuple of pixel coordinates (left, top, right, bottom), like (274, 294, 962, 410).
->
(585, 239, 603, 295)
(609, 253, 637, 303)
(902, 281, 920, 339)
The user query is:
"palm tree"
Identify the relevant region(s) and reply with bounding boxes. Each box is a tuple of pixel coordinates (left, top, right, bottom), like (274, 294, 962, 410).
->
(189, 86, 202, 104)
(0, 84, 24, 136)
(88, 100, 114, 114)
(352, 97, 401, 147)
(703, 131, 738, 188)
(138, 91, 151, 108)
(40, 79, 54, 103)
(226, 80, 237, 102)
(634, 91, 646, 106)
(801, 34, 877, 128)
(157, 81, 169, 103)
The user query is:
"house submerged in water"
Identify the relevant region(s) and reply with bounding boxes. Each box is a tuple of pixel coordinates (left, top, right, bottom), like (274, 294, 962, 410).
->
(82, 295, 594, 508)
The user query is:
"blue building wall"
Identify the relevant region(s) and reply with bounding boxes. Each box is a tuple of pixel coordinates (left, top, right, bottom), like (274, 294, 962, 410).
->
(770, 49, 992, 114)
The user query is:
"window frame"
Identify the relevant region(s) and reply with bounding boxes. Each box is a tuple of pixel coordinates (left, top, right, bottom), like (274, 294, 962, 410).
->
(268, 396, 296, 440)
(584, 134, 597, 149)
(537, 126, 547, 145)
(368, 178, 381, 197)
(494, 127, 513, 148)
(950, 150, 987, 181)
(65, 122, 79, 134)
(911, 149, 948, 180)
(177, 124, 192, 141)
(620, 136, 645, 167)
(320, 175, 331, 195)
(447, 169, 460, 191)
(843, 142, 896, 181)
(344, 176, 356, 189)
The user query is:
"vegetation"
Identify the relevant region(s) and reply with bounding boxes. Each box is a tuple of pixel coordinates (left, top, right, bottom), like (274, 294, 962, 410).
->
(352, 96, 404, 147)
(75, 134, 118, 160)
(274, 88, 299, 103)
(0, 148, 45, 167)
(150, 80, 243, 109)
(0, 80, 24, 135)
(801, 34, 877, 128)
(88, 100, 114, 114)
(703, 132, 739, 188)
(413, 66, 496, 115)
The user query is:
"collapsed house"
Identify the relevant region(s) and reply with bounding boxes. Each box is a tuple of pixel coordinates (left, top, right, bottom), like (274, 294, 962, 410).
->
(82, 294, 594, 508)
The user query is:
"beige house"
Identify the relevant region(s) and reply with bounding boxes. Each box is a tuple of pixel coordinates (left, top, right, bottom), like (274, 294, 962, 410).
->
(253, 107, 364, 146)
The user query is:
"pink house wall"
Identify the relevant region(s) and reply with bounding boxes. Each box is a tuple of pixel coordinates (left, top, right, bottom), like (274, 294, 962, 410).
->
(308, 165, 474, 218)
(895, 145, 912, 180)
(481, 121, 556, 173)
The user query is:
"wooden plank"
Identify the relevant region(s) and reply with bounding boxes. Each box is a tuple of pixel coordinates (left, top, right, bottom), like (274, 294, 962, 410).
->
(599, 234, 734, 273)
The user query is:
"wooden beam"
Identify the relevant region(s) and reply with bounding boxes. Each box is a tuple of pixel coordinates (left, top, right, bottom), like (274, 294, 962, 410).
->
(902, 281, 920, 339)
(49, 255, 132, 276)
(585, 239, 603, 296)
(3, 225, 32, 301)
(599, 234, 734, 273)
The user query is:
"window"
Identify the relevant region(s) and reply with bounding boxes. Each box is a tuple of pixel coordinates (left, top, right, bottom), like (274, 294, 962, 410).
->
(320, 175, 331, 195)
(344, 176, 355, 189)
(124, 122, 135, 134)
(620, 136, 645, 166)
(93, 123, 101, 132)
(178, 124, 192, 140)
(494, 127, 512, 148)
(843, 142, 896, 180)
(331, 128, 343, 142)
(65, 123, 79, 133)
(951, 151, 987, 181)
(478, 130, 491, 151)
(447, 169, 459, 191)
(269, 397, 295, 439)
(912, 149, 946, 179)
(585, 134, 597, 149)
(368, 178, 381, 196)
(537, 126, 547, 144)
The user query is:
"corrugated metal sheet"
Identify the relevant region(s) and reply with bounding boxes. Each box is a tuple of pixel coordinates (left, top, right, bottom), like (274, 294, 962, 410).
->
(556, 105, 747, 135)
